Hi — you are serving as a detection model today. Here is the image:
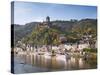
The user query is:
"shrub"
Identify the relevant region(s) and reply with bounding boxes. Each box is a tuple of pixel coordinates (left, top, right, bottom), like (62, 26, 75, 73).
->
(83, 48, 97, 53)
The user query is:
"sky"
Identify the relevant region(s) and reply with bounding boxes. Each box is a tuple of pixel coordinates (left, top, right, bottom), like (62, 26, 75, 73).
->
(12, 1, 97, 25)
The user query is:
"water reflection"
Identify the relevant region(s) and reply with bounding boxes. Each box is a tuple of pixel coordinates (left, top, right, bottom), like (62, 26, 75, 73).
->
(16, 53, 97, 72)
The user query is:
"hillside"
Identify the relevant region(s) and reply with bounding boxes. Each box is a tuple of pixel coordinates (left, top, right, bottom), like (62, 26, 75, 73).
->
(12, 22, 39, 45)
(22, 27, 61, 46)
(12, 19, 97, 46)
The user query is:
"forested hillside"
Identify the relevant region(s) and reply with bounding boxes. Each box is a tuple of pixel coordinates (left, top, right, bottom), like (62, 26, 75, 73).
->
(12, 19, 97, 46)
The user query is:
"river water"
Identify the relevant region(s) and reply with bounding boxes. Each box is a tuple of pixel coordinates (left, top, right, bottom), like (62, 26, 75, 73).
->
(13, 53, 97, 74)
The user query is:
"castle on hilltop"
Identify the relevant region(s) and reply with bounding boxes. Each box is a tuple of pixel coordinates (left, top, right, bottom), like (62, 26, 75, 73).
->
(38, 16, 51, 28)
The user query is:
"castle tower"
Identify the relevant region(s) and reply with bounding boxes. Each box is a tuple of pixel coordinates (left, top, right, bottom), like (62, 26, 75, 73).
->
(46, 16, 50, 23)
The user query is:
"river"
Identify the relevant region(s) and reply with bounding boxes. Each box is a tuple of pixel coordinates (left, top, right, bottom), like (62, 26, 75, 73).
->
(13, 53, 97, 74)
